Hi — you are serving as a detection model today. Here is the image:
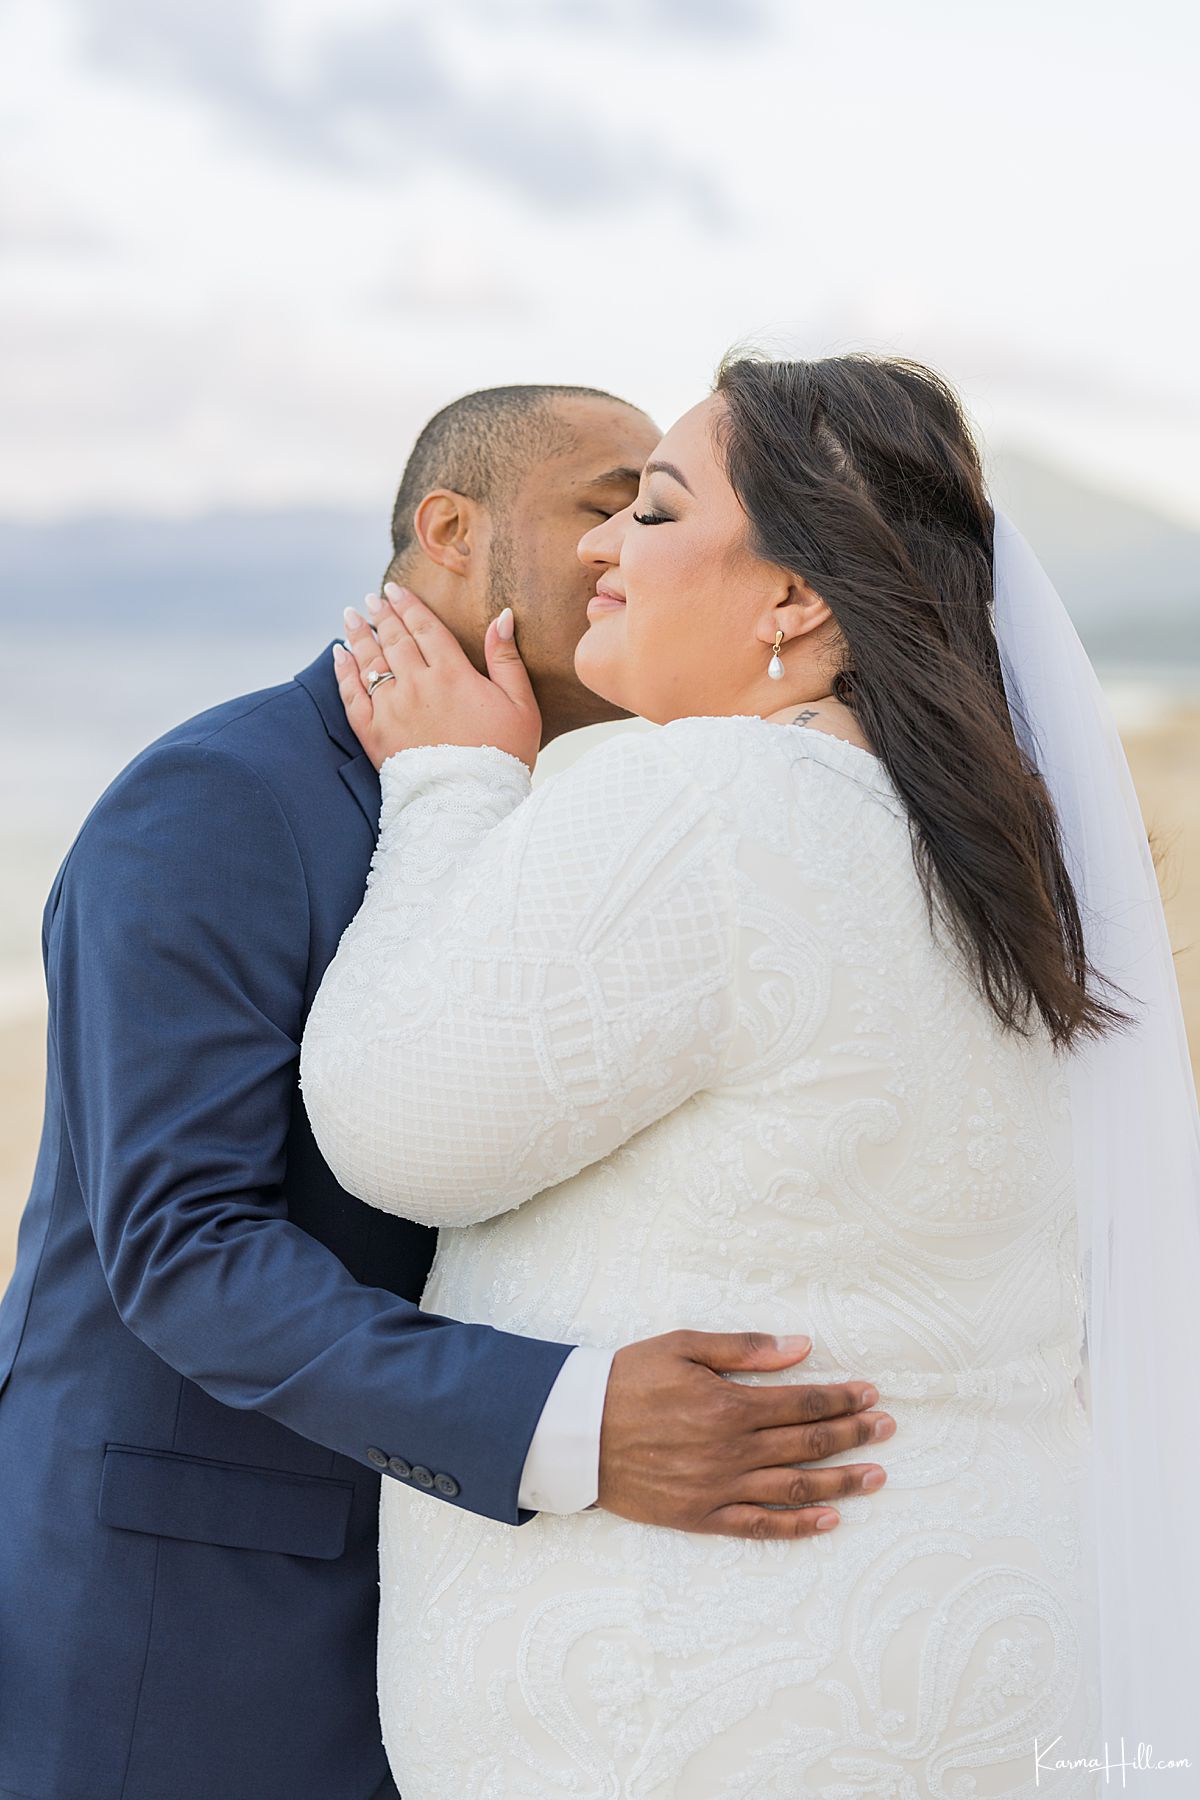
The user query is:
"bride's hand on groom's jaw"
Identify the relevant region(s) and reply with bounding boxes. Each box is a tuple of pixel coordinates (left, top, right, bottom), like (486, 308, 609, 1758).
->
(333, 583, 542, 774)
(596, 1330, 895, 1541)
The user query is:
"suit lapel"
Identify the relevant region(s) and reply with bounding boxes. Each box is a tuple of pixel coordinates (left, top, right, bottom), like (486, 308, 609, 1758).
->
(294, 641, 381, 832)
(337, 751, 382, 831)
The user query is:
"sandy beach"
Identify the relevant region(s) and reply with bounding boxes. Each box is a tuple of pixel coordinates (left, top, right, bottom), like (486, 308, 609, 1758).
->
(3, 706, 1198, 1291)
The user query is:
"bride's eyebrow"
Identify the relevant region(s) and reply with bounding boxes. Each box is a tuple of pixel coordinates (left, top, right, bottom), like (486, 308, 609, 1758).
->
(643, 459, 693, 496)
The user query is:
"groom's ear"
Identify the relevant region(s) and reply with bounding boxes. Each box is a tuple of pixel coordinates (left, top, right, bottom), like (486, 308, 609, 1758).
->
(411, 488, 481, 577)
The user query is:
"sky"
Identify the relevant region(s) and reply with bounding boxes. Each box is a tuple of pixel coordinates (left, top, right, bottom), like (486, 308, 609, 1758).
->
(2, 0, 1198, 528)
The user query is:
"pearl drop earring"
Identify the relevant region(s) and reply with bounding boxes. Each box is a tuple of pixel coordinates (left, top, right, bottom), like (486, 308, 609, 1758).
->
(767, 629, 785, 681)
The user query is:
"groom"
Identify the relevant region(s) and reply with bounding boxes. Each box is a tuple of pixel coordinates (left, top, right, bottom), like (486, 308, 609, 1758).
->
(0, 384, 891, 1800)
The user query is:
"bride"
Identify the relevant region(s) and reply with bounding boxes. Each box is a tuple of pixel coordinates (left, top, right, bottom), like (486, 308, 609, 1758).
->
(300, 352, 1198, 1796)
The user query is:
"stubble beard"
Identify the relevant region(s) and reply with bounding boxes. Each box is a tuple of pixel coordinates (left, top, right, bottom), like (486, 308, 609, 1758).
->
(484, 523, 519, 622)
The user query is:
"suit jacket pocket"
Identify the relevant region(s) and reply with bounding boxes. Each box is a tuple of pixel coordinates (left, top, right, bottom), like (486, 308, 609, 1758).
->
(98, 1443, 355, 1560)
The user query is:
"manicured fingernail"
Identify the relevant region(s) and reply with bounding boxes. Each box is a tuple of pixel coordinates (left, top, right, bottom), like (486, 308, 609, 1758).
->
(383, 581, 404, 603)
(344, 606, 363, 631)
(815, 1512, 839, 1530)
(364, 592, 383, 617)
(496, 607, 514, 641)
(332, 643, 349, 665)
(862, 1468, 885, 1490)
(775, 1335, 811, 1354)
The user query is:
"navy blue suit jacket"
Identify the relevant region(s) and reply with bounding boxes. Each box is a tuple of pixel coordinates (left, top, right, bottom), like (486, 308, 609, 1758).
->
(0, 646, 573, 1800)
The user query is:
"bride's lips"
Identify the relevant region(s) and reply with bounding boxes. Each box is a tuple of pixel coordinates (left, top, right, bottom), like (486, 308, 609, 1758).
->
(586, 585, 626, 620)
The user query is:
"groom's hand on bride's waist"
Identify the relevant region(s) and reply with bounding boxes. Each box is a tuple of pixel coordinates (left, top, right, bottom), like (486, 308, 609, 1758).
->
(596, 1331, 894, 1540)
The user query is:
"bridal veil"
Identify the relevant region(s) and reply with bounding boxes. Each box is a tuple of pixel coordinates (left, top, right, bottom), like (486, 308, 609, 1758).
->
(990, 507, 1200, 1775)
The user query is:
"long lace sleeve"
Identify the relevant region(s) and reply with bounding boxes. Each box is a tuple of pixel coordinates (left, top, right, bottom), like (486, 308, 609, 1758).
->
(299, 730, 739, 1226)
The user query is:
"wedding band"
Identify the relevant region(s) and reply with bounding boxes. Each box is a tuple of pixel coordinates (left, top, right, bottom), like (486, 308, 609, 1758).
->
(366, 668, 395, 696)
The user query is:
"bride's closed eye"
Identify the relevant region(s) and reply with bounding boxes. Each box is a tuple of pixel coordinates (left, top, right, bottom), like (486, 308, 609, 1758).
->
(632, 508, 672, 526)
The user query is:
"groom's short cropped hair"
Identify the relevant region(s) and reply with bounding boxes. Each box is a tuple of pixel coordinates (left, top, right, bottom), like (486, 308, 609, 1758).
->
(385, 383, 637, 579)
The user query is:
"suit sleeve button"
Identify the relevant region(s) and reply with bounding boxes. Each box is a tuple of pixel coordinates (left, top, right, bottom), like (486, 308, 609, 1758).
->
(366, 1446, 389, 1468)
(433, 1473, 460, 1498)
(410, 1465, 435, 1488)
(387, 1457, 412, 1479)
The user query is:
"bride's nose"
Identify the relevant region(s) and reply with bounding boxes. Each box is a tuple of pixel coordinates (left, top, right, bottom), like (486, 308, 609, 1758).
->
(577, 504, 630, 571)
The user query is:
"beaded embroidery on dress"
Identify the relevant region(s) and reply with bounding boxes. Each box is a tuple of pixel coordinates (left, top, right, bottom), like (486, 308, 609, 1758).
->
(301, 715, 1100, 1799)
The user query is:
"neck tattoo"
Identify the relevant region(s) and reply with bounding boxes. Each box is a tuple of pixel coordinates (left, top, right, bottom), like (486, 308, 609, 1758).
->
(791, 708, 820, 727)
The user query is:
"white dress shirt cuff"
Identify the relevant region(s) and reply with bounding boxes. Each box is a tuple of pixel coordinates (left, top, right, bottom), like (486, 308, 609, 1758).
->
(517, 1344, 615, 1515)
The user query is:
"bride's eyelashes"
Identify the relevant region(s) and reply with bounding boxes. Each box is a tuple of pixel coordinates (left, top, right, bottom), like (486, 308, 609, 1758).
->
(632, 508, 672, 526)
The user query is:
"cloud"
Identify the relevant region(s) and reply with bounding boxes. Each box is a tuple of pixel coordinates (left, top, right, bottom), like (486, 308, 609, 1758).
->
(72, 0, 743, 217)
(417, 0, 769, 36)
(315, 16, 659, 211)
(82, 0, 273, 112)
(78, 0, 336, 163)
(0, 195, 114, 257)
(644, 0, 770, 33)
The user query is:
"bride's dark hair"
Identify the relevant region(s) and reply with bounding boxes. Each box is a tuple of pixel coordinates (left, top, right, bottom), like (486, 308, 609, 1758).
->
(713, 348, 1131, 1051)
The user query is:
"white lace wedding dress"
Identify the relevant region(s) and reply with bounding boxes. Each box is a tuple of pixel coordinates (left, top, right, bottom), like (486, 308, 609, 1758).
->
(301, 715, 1100, 1799)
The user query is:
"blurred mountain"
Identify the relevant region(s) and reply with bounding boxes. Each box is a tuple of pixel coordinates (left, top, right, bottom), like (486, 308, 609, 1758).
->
(0, 507, 383, 641)
(0, 452, 1196, 665)
(987, 448, 1200, 664)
